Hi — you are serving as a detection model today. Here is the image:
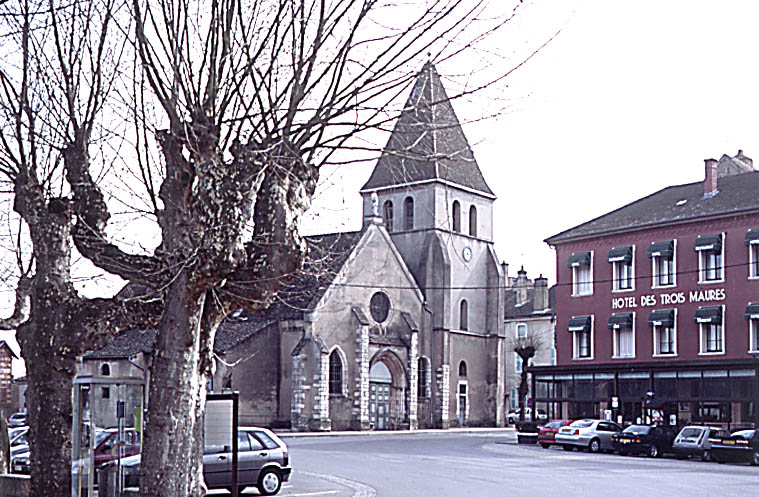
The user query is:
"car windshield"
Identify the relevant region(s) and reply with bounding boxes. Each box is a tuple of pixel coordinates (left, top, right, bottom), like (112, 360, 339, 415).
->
(623, 425, 650, 435)
(677, 428, 702, 440)
(95, 431, 112, 446)
(544, 421, 563, 429)
(570, 420, 593, 428)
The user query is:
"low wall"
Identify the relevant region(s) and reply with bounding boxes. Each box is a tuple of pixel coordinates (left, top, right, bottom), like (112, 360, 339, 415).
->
(0, 474, 29, 497)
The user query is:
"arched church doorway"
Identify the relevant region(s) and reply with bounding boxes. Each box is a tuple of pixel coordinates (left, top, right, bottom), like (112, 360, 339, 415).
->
(369, 362, 391, 430)
(369, 351, 407, 430)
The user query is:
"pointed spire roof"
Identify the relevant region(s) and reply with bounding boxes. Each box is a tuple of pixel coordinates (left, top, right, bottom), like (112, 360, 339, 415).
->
(360, 63, 494, 197)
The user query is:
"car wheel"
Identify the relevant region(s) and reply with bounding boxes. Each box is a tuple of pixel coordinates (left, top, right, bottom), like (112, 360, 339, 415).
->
(541, 443, 550, 449)
(751, 451, 759, 466)
(562, 445, 573, 451)
(258, 468, 282, 496)
(648, 445, 660, 458)
(701, 450, 711, 462)
(588, 438, 601, 454)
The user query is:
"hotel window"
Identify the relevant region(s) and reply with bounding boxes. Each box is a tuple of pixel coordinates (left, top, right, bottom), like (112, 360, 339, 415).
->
(649, 240, 675, 287)
(609, 246, 634, 291)
(568, 251, 593, 296)
(404, 196, 414, 230)
(383, 200, 394, 232)
(695, 234, 723, 282)
(609, 312, 634, 358)
(452, 201, 461, 233)
(568, 315, 593, 359)
(696, 305, 724, 354)
(747, 303, 759, 352)
(747, 229, 759, 278)
(649, 309, 676, 356)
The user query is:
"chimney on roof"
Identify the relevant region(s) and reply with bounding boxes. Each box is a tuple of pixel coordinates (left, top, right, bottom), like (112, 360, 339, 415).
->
(534, 275, 549, 311)
(704, 158, 718, 198)
(516, 266, 529, 304)
(736, 149, 753, 168)
(501, 262, 509, 287)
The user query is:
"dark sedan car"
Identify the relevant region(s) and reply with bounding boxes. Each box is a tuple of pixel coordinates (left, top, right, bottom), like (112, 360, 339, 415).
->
(538, 420, 571, 449)
(711, 428, 759, 465)
(611, 425, 677, 457)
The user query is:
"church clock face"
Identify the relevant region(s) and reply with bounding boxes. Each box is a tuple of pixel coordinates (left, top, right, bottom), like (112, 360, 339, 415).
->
(462, 246, 472, 262)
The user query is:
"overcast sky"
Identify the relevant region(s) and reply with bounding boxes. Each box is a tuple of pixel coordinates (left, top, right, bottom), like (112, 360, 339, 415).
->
(303, 0, 759, 285)
(5, 0, 759, 375)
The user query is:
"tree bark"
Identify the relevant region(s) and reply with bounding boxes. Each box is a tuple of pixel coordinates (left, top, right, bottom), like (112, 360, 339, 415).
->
(140, 273, 209, 497)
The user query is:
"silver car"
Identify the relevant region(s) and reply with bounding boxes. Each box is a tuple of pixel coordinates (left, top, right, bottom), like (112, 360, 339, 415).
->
(672, 425, 730, 461)
(113, 427, 291, 495)
(555, 419, 623, 453)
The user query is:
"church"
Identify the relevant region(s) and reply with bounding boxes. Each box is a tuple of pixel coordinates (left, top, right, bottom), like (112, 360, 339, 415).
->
(82, 63, 511, 431)
(210, 62, 507, 431)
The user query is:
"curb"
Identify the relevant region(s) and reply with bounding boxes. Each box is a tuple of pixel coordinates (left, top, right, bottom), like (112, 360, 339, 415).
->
(278, 426, 516, 439)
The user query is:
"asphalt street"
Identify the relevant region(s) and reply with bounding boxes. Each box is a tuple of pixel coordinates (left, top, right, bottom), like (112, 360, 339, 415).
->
(275, 430, 759, 497)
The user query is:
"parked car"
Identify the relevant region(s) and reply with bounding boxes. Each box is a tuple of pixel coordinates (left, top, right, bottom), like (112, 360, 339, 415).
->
(672, 425, 730, 461)
(555, 419, 623, 453)
(7, 412, 26, 428)
(538, 420, 571, 448)
(711, 428, 759, 465)
(109, 427, 292, 495)
(94, 428, 141, 468)
(507, 408, 548, 424)
(611, 424, 677, 457)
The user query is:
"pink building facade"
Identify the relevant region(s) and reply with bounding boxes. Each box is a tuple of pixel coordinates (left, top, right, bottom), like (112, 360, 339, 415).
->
(532, 152, 759, 429)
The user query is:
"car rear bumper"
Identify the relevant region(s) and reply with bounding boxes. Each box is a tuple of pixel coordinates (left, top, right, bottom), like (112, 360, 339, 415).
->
(554, 434, 589, 447)
(281, 466, 292, 482)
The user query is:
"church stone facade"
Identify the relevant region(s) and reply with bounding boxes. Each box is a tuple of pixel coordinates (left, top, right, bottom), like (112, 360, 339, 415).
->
(211, 63, 507, 431)
(81, 63, 510, 432)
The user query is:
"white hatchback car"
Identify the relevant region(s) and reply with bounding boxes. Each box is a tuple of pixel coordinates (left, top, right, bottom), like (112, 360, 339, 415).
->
(555, 419, 623, 453)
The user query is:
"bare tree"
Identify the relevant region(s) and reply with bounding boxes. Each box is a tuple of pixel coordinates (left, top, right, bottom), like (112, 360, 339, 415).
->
(0, 0, 532, 495)
(0, 2, 162, 495)
(512, 334, 543, 423)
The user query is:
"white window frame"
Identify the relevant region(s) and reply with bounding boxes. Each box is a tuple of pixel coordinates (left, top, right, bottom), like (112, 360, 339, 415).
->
(516, 323, 527, 338)
(571, 251, 594, 297)
(612, 313, 635, 359)
(749, 317, 759, 353)
(697, 233, 725, 284)
(698, 306, 725, 356)
(652, 240, 677, 289)
(749, 243, 759, 280)
(652, 309, 677, 357)
(612, 247, 635, 293)
(515, 353, 523, 373)
(572, 316, 594, 360)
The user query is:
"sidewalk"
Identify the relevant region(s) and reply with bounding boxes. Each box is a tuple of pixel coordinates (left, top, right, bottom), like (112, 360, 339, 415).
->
(278, 426, 516, 439)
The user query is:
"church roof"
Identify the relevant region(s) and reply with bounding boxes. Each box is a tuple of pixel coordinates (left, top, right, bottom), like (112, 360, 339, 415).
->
(85, 232, 364, 358)
(360, 63, 494, 197)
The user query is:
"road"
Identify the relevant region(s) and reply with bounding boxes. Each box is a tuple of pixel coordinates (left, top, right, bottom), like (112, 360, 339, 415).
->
(270, 430, 758, 497)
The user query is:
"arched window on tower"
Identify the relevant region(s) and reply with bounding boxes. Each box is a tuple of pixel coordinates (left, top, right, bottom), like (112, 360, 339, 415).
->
(383, 200, 394, 232)
(469, 205, 477, 237)
(101, 363, 111, 376)
(404, 196, 414, 230)
(329, 349, 344, 395)
(460, 299, 468, 331)
(452, 201, 461, 233)
(459, 360, 468, 377)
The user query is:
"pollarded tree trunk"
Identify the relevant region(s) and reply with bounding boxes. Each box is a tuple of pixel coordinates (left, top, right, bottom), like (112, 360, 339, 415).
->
(140, 273, 209, 497)
(17, 319, 76, 497)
